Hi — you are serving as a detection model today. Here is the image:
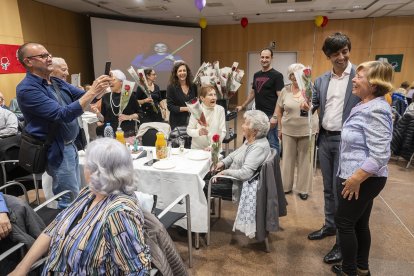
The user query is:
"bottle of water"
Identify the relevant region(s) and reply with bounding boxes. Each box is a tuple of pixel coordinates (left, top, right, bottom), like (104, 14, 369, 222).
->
(103, 123, 114, 138)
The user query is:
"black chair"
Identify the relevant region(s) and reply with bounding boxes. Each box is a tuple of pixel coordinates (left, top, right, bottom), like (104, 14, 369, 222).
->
(0, 134, 42, 205)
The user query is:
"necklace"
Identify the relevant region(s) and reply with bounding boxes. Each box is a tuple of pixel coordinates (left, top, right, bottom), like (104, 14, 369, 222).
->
(110, 92, 121, 116)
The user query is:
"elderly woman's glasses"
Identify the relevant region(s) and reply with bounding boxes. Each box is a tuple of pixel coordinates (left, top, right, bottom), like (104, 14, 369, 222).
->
(26, 53, 52, 60)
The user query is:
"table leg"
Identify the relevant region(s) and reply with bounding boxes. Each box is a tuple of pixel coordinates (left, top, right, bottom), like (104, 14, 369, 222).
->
(195, 233, 200, 249)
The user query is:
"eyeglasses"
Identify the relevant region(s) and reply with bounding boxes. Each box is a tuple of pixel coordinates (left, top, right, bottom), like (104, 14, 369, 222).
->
(26, 53, 52, 60)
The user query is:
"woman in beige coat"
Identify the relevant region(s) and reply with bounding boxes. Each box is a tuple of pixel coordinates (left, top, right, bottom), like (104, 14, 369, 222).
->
(276, 63, 319, 200)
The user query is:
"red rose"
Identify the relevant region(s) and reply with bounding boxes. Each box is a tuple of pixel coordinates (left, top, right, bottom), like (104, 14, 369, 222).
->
(303, 68, 311, 77)
(190, 98, 198, 104)
(212, 134, 220, 142)
(138, 73, 143, 78)
(125, 85, 130, 91)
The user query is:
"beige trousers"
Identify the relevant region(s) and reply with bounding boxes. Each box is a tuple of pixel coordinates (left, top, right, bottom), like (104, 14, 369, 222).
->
(281, 134, 315, 194)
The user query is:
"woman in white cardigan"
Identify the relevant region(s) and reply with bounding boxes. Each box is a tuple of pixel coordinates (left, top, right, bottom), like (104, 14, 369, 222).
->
(187, 86, 226, 150)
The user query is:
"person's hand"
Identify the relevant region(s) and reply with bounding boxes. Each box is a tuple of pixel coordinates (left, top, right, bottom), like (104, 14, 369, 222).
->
(180, 106, 189, 112)
(118, 114, 132, 123)
(341, 177, 361, 200)
(300, 101, 310, 111)
(145, 98, 154, 104)
(91, 106, 100, 114)
(211, 161, 224, 173)
(89, 75, 112, 99)
(199, 128, 208, 136)
(0, 212, 11, 240)
(269, 117, 277, 129)
(236, 106, 243, 112)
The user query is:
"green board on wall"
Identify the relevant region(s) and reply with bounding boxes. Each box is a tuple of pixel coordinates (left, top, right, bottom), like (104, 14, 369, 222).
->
(375, 54, 403, 72)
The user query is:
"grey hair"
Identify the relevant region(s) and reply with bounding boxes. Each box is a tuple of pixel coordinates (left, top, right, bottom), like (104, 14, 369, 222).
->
(52, 57, 67, 67)
(243, 110, 270, 139)
(287, 63, 305, 77)
(85, 138, 136, 196)
(110, 69, 126, 81)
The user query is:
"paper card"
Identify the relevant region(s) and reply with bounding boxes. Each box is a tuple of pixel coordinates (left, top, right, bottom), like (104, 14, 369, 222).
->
(71, 73, 81, 87)
(294, 70, 306, 91)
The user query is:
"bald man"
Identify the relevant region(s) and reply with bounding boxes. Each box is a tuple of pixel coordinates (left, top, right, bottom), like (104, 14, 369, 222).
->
(16, 42, 111, 208)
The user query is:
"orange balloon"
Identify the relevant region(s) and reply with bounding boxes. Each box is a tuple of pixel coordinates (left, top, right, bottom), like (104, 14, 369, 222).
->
(314, 15, 323, 27)
(199, 17, 207, 29)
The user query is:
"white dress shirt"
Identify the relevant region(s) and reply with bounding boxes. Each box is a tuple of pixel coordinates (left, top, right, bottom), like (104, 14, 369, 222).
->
(322, 62, 352, 131)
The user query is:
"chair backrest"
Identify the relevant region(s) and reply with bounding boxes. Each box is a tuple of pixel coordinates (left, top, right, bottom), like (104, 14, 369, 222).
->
(141, 128, 158, 146)
(169, 126, 192, 148)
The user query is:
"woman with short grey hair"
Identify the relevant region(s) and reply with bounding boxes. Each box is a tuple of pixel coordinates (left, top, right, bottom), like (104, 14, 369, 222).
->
(11, 138, 151, 275)
(212, 110, 271, 201)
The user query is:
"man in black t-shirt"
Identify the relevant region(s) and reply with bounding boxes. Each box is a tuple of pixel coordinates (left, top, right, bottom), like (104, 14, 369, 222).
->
(237, 48, 284, 153)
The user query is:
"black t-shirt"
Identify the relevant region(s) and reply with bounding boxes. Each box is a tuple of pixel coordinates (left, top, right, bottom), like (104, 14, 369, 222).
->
(252, 68, 284, 116)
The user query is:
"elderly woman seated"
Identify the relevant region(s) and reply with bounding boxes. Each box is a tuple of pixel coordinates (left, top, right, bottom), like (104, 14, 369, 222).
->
(10, 138, 151, 275)
(212, 110, 271, 200)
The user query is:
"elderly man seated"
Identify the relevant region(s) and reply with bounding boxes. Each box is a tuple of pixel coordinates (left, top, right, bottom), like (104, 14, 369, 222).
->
(0, 106, 18, 139)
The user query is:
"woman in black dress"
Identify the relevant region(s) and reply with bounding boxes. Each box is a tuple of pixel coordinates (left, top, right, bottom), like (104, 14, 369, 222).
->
(136, 68, 163, 123)
(94, 70, 140, 137)
(166, 61, 197, 130)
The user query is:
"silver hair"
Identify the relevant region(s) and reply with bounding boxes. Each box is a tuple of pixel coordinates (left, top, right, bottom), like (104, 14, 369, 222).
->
(287, 63, 305, 77)
(243, 110, 270, 139)
(85, 138, 136, 196)
(51, 57, 67, 67)
(110, 69, 126, 81)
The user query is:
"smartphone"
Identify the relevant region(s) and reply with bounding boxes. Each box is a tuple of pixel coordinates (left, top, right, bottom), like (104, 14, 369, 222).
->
(104, 61, 111, 75)
(144, 159, 159, 166)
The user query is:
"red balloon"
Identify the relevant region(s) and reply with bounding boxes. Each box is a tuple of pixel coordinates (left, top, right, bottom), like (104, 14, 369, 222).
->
(241, 17, 248, 28)
(321, 16, 329, 27)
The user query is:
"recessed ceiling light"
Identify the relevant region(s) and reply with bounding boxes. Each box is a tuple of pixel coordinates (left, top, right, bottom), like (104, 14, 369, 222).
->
(352, 5, 362, 9)
(287, 9, 295, 12)
(176, 15, 181, 18)
(229, 12, 234, 15)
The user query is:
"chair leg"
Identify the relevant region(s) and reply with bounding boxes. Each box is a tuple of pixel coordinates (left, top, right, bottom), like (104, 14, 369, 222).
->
(195, 233, 200, 249)
(264, 236, 270, 253)
(218, 198, 222, 219)
(406, 153, 414, 169)
(185, 195, 193, 267)
(32, 173, 40, 205)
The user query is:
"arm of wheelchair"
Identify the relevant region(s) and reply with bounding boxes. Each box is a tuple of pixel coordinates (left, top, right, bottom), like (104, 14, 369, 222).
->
(0, 181, 29, 203)
(157, 193, 190, 219)
(33, 190, 74, 212)
(0, 242, 25, 262)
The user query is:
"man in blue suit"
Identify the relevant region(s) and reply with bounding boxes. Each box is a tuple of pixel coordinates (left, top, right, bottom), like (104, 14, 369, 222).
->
(303, 32, 360, 264)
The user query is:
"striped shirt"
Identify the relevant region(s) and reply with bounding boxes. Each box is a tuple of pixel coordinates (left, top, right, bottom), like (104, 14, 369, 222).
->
(42, 187, 151, 275)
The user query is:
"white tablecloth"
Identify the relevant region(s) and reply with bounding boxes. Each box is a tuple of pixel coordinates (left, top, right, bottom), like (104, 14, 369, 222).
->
(43, 148, 211, 233)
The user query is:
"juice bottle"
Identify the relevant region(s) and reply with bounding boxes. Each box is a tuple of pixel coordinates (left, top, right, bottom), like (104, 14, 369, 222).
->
(115, 127, 125, 145)
(155, 132, 167, 159)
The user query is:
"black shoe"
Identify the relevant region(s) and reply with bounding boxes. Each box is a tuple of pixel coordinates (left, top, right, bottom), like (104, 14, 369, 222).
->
(331, 264, 343, 275)
(324, 244, 343, 264)
(308, 225, 336, 240)
(299, 193, 308, 200)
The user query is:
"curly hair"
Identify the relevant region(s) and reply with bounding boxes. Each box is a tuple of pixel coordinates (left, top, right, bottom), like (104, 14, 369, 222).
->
(168, 61, 194, 87)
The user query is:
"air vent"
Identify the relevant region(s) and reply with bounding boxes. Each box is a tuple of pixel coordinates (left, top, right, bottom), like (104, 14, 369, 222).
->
(146, 5, 168, 11)
(267, 0, 312, 3)
(206, 2, 224, 7)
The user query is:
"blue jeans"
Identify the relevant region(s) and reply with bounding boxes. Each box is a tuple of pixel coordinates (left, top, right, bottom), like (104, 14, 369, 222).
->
(267, 122, 280, 154)
(47, 143, 80, 209)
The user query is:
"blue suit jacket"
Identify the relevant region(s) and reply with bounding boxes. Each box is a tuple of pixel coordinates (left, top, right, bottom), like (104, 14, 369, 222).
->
(312, 66, 360, 127)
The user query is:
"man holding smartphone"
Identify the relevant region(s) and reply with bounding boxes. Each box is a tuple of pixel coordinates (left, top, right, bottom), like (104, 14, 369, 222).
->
(16, 42, 112, 208)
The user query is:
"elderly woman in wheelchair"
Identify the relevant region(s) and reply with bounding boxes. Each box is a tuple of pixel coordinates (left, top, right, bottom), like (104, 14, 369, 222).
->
(212, 109, 270, 202)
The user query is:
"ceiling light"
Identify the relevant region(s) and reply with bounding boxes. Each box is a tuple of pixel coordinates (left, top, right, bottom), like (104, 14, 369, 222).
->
(352, 5, 362, 9)
(287, 9, 295, 12)
(229, 12, 234, 15)
(176, 15, 181, 18)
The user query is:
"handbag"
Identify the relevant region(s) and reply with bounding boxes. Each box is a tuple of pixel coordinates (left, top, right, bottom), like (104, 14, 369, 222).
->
(19, 127, 57, 174)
